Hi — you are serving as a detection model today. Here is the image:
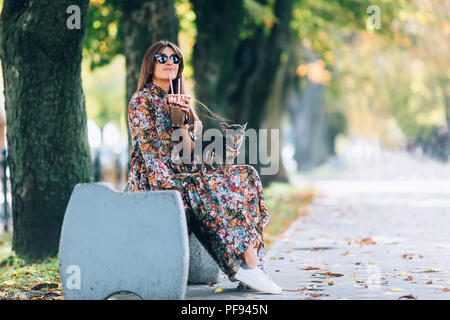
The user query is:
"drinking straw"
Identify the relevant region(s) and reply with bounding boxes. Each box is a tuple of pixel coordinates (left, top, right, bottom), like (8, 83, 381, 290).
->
(177, 78, 181, 103)
(169, 75, 174, 93)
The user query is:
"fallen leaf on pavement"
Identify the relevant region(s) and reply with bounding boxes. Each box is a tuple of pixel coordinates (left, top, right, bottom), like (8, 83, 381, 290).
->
(426, 280, 433, 285)
(322, 272, 344, 277)
(390, 288, 404, 291)
(354, 238, 376, 246)
(328, 280, 334, 285)
(397, 294, 417, 300)
(404, 276, 414, 281)
(308, 293, 329, 297)
(355, 280, 364, 283)
(214, 288, 223, 293)
(301, 266, 322, 270)
(440, 288, 450, 292)
(398, 271, 407, 276)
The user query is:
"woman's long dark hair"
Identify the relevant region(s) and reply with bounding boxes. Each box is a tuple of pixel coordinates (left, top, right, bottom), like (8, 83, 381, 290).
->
(135, 40, 230, 135)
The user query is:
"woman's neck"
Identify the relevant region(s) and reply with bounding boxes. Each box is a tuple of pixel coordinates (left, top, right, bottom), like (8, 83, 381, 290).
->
(152, 78, 170, 92)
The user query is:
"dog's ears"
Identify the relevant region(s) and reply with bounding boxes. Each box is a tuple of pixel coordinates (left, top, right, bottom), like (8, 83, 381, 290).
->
(220, 122, 230, 131)
(243, 122, 247, 130)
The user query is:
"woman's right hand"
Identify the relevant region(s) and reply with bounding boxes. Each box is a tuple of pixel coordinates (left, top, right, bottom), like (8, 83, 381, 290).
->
(176, 95, 191, 115)
(166, 94, 191, 114)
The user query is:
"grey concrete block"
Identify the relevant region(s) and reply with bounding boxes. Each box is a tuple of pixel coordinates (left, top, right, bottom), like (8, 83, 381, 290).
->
(58, 182, 189, 300)
(188, 233, 219, 284)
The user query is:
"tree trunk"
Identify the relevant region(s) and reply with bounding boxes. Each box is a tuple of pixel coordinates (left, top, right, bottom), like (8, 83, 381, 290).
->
(227, 0, 292, 131)
(192, 0, 293, 183)
(0, 0, 91, 259)
(192, 0, 245, 131)
(121, 0, 179, 155)
(260, 43, 297, 186)
(290, 45, 331, 171)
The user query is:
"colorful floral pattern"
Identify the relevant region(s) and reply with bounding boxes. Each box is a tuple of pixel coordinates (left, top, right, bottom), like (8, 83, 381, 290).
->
(125, 82, 270, 279)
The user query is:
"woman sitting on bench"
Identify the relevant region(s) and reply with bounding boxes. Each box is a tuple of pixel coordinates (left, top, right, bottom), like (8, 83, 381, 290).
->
(125, 40, 282, 294)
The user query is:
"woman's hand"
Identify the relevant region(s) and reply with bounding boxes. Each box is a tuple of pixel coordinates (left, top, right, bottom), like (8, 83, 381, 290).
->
(175, 95, 191, 114)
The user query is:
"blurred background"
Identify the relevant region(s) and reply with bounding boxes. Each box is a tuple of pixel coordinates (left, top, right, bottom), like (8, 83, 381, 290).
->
(0, 0, 449, 250)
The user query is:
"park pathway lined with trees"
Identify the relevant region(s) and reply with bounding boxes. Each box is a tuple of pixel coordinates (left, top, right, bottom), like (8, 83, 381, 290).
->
(181, 150, 450, 300)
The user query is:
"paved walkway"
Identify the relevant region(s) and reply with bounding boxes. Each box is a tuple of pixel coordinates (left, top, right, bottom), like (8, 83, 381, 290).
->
(184, 151, 450, 300)
(114, 150, 450, 300)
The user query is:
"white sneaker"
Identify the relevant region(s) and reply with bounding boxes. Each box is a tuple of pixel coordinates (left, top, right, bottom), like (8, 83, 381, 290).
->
(234, 263, 283, 294)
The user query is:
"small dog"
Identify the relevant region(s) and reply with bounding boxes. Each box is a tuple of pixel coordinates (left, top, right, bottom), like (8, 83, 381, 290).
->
(195, 122, 247, 177)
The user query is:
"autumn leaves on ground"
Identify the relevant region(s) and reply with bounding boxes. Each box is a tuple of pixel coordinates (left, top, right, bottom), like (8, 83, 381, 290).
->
(0, 182, 314, 300)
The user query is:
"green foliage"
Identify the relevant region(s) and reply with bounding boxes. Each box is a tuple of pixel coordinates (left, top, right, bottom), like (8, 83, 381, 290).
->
(83, 0, 123, 70)
(78, 0, 447, 160)
(291, 0, 402, 68)
(239, 0, 278, 40)
(175, 0, 197, 81)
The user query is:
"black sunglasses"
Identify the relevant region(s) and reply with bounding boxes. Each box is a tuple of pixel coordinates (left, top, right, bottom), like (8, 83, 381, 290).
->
(154, 53, 181, 65)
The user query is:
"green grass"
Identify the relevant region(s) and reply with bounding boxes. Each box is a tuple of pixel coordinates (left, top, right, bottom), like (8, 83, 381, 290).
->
(0, 232, 62, 300)
(0, 232, 12, 262)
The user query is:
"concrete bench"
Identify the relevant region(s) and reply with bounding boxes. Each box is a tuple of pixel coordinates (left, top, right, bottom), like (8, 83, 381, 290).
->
(58, 182, 219, 300)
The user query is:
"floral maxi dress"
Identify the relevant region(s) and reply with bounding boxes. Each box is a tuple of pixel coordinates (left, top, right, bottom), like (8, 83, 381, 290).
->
(125, 82, 271, 280)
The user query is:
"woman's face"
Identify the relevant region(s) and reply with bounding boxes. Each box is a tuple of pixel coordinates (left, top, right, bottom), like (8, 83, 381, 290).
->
(152, 46, 180, 82)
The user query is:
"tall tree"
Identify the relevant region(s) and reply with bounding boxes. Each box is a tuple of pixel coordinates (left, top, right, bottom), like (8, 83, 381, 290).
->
(0, 0, 91, 259)
(192, 0, 292, 184)
(191, 0, 246, 130)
